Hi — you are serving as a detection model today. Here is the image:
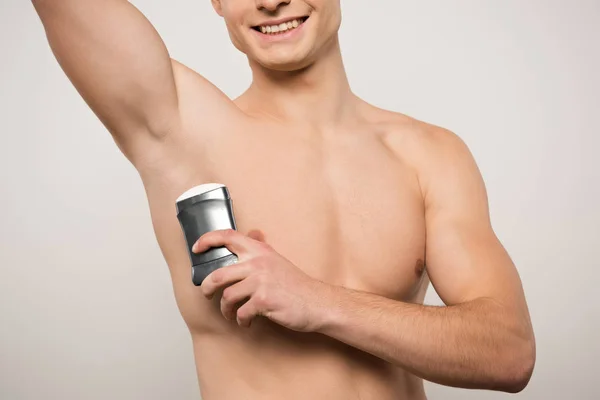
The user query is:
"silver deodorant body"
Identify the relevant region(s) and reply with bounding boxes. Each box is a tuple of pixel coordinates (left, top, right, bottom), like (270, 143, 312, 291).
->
(175, 183, 238, 286)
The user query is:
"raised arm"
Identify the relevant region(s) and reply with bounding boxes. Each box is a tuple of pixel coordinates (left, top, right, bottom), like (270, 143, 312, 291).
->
(32, 0, 179, 160)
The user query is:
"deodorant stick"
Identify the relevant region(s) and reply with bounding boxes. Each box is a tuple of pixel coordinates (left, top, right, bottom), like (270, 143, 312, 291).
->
(175, 183, 239, 286)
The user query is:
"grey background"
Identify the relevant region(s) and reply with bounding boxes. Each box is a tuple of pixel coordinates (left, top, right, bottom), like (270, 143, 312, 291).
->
(1, 0, 599, 399)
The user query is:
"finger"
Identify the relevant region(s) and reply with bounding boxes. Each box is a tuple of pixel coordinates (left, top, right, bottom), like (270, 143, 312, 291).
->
(236, 297, 262, 328)
(201, 261, 254, 299)
(192, 229, 250, 255)
(220, 277, 257, 321)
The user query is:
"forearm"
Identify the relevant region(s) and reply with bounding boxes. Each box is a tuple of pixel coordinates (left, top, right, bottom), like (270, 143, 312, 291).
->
(314, 283, 535, 393)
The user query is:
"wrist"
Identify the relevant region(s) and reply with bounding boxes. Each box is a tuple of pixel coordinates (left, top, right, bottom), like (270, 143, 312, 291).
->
(310, 280, 345, 334)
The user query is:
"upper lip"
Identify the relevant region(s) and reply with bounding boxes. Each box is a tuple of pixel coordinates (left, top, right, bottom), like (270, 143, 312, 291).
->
(253, 16, 308, 27)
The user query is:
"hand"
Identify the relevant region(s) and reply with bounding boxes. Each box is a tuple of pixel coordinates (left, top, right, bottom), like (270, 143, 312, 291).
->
(192, 229, 330, 332)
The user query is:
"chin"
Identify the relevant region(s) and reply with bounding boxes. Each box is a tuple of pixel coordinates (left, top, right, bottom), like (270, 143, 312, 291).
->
(252, 47, 316, 72)
(258, 57, 313, 72)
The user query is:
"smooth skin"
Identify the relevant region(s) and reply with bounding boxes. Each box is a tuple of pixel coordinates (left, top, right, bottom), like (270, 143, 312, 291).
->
(32, 0, 535, 399)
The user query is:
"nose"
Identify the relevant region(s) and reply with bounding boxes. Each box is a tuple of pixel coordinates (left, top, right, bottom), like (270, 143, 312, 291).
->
(255, 0, 291, 13)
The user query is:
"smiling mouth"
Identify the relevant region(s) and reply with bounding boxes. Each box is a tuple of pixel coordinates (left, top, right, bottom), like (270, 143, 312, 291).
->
(252, 17, 309, 35)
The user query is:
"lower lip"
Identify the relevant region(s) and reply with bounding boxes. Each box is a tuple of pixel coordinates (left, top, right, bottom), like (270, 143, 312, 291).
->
(251, 19, 308, 43)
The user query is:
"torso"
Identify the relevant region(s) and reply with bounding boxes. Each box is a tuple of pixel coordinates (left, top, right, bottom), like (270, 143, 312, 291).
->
(132, 70, 431, 400)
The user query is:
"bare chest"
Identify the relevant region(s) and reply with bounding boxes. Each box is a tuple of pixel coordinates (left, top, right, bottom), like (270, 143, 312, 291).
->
(167, 127, 428, 302)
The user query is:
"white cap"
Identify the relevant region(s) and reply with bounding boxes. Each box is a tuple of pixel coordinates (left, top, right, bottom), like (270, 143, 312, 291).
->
(176, 183, 225, 203)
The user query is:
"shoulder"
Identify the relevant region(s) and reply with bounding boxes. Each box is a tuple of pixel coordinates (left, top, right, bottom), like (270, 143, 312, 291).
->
(363, 104, 473, 169)
(362, 104, 481, 201)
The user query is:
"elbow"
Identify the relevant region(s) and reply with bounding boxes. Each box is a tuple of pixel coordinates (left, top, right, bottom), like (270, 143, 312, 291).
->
(503, 356, 535, 393)
(498, 334, 536, 393)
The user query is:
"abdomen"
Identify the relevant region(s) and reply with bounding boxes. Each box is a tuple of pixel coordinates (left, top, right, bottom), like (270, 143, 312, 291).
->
(191, 319, 426, 400)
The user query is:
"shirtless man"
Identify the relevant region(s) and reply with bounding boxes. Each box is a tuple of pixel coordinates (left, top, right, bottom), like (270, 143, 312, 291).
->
(32, 0, 535, 398)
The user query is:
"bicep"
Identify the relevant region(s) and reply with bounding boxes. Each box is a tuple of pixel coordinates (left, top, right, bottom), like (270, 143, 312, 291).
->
(422, 129, 527, 310)
(33, 0, 178, 139)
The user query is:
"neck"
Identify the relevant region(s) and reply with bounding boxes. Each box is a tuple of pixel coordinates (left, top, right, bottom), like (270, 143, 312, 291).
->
(238, 35, 358, 128)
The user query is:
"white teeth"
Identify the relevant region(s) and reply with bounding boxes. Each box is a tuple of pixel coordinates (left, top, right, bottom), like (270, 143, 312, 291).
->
(258, 18, 304, 34)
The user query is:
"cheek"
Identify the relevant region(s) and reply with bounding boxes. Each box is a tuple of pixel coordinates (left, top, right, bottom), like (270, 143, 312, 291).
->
(307, 0, 341, 15)
(310, 1, 341, 35)
(326, 8, 342, 32)
(221, 7, 251, 50)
